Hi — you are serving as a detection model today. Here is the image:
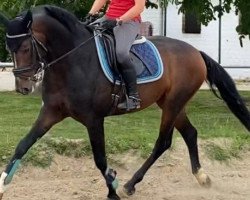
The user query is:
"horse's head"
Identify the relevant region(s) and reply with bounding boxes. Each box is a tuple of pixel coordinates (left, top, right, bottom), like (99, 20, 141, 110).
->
(0, 6, 89, 95)
(0, 10, 46, 95)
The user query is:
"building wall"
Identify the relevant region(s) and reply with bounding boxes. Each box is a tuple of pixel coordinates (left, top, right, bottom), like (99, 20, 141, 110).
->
(141, 1, 250, 79)
(141, 6, 161, 36)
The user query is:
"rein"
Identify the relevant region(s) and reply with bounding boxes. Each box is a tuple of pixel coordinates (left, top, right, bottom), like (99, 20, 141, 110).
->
(8, 31, 47, 81)
(7, 27, 105, 82)
(46, 29, 104, 68)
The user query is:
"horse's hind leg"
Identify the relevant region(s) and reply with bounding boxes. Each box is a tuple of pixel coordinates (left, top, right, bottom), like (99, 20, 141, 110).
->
(123, 100, 177, 196)
(123, 127, 174, 196)
(175, 111, 211, 187)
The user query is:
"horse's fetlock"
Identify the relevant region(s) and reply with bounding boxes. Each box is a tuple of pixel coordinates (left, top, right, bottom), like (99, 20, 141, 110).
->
(105, 168, 119, 190)
(134, 173, 144, 184)
(5, 159, 21, 185)
(123, 183, 136, 196)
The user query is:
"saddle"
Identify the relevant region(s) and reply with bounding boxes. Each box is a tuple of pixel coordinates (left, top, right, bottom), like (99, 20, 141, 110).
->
(94, 29, 164, 85)
(99, 30, 146, 77)
(87, 26, 163, 112)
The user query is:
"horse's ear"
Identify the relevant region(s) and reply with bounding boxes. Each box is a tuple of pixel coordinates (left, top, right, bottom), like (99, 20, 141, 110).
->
(22, 10, 33, 28)
(0, 12, 10, 28)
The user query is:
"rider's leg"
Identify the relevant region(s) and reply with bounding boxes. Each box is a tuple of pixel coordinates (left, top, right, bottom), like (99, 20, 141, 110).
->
(114, 21, 141, 110)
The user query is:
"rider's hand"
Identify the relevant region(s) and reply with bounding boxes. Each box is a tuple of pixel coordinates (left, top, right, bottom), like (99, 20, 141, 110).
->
(100, 19, 119, 30)
(82, 13, 99, 25)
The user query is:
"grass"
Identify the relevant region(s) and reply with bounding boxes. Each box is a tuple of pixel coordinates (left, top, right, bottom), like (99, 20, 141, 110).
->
(0, 90, 250, 167)
(204, 134, 250, 163)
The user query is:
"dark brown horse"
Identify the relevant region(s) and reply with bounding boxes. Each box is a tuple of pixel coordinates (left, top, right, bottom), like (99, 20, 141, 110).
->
(0, 5, 249, 200)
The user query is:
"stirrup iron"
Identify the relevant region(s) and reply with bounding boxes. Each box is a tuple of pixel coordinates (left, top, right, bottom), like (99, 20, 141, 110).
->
(117, 95, 141, 111)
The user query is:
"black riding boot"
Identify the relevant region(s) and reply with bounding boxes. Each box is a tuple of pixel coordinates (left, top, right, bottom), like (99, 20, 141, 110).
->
(117, 59, 141, 110)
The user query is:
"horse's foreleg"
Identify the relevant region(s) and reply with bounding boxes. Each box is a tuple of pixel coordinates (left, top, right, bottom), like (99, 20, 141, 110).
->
(0, 106, 64, 199)
(123, 111, 175, 196)
(175, 111, 211, 188)
(86, 117, 120, 200)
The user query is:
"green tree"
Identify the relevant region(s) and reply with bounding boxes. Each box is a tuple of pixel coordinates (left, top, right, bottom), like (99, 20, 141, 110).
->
(0, 0, 94, 19)
(1, 0, 249, 60)
(150, 0, 250, 39)
(0, 0, 94, 61)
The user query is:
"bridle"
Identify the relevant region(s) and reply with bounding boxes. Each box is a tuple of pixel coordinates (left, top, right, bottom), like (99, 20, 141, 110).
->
(7, 31, 47, 82)
(7, 27, 104, 82)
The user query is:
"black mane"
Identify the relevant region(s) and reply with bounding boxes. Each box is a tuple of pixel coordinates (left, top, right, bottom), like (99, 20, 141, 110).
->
(42, 5, 80, 33)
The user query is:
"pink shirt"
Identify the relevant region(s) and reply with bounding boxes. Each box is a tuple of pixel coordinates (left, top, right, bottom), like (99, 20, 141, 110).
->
(106, 0, 141, 21)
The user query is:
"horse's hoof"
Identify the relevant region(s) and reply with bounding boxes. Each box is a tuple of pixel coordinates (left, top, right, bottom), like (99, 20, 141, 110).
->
(195, 168, 212, 188)
(123, 184, 136, 196)
(117, 187, 129, 199)
(107, 194, 120, 200)
(199, 175, 212, 188)
(0, 193, 3, 200)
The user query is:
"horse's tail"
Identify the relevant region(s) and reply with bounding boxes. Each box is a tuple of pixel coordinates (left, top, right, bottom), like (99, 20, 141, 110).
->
(200, 51, 250, 131)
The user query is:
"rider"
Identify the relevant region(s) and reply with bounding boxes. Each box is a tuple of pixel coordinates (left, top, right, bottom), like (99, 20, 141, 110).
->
(83, 0, 146, 110)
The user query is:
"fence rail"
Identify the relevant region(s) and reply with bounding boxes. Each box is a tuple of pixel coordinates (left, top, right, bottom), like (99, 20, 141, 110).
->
(0, 62, 14, 68)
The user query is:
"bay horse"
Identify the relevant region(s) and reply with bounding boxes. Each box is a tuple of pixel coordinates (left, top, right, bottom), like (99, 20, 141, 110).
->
(0, 5, 250, 200)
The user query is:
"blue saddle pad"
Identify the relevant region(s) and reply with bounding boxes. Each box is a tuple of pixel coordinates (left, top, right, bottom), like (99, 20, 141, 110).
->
(94, 34, 164, 84)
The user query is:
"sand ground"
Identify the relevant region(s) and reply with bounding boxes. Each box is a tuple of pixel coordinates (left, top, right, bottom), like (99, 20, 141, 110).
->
(0, 139, 249, 200)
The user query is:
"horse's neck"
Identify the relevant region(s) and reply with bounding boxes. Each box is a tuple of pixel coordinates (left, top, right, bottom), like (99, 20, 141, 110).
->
(43, 27, 101, 88)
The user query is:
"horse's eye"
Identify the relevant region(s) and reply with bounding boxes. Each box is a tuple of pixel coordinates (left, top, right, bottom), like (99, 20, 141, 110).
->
(20, 47, 30, 53)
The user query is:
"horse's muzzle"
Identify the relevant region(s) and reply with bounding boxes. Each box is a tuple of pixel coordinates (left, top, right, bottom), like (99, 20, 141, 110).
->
(16, 87, 32, 95)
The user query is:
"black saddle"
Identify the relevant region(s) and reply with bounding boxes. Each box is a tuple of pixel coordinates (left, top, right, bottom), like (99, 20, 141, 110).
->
(93, 27, 146, 77)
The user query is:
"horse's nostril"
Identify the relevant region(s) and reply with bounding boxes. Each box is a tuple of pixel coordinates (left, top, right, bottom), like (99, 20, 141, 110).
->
(22, 88, 30, 95)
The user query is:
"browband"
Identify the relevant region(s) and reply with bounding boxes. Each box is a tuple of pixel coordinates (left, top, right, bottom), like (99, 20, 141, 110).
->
(6, 33, 31, 39)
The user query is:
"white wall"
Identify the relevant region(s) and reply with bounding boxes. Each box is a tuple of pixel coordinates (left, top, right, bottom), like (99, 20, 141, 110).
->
(141, 1, 250, 79)
(141, 6, 161, 35)
(220, 11, 250, 67)
(0, 72, 15, 91)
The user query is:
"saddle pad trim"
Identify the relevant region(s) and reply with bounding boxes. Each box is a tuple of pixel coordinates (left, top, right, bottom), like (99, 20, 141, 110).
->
(95, 34, 115, 83)
(94, 33, 164, 84)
